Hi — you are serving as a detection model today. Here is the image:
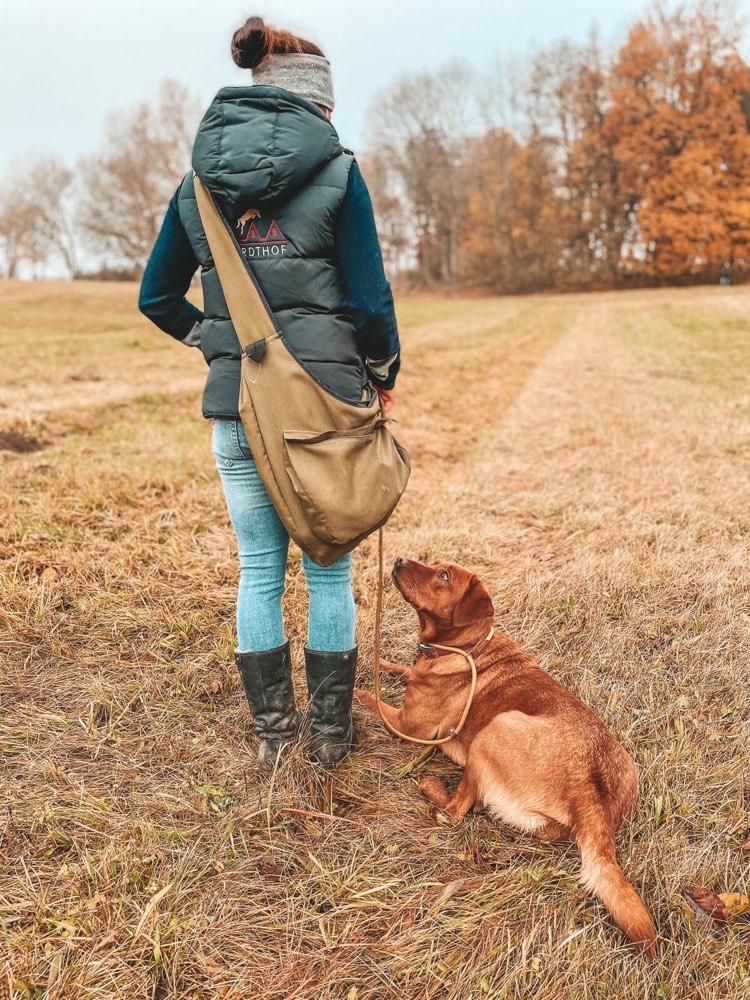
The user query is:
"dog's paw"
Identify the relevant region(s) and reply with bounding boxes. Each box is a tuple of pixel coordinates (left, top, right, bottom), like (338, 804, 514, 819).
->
(380, 658, 407, 675)
(353, 688, 376, 711)
(418, 776, 446, 800)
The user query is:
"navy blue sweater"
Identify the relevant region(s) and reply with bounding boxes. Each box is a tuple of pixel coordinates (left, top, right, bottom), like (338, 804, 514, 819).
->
(139, 160, 400, 390)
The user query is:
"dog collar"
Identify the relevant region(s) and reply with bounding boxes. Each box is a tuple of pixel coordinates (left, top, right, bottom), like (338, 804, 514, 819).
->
(418, 625, 495, 660)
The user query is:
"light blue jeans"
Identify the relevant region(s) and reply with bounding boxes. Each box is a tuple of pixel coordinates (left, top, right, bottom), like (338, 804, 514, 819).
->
(212, 418, 356, 654)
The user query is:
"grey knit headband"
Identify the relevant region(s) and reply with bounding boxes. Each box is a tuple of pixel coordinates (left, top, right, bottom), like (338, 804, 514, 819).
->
(252, 53, 335, 112)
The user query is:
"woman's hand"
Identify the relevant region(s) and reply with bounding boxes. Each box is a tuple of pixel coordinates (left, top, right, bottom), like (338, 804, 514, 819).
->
(377, 388, 394, 412)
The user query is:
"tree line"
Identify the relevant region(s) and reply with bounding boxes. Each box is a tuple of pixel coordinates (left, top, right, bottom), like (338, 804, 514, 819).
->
(0, 81, 202, 279)
(1, 1, 748, 291)
(365, 0, 750, 291)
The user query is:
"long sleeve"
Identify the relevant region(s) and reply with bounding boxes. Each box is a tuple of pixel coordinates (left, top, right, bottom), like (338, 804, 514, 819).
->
(335, 160, 400, 390)
(138, 180, 204, 345)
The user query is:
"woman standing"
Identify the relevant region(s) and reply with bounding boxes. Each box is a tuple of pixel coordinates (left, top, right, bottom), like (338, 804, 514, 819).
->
(138, 17, 400, 772)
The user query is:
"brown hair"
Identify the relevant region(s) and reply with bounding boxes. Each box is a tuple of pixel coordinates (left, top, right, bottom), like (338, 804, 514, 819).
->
(231, 16, 325, 70)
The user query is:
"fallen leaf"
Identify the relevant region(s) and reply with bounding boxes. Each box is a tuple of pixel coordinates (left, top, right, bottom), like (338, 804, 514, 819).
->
(393, 745, 435, 778)
(684, 887, 727, 933)
(428, 806, 453, 827)
(133, 882, 173, 941)
(718, 892, 750, 919)
(429, 879, 465, 910)
(46, 951, 64, 992)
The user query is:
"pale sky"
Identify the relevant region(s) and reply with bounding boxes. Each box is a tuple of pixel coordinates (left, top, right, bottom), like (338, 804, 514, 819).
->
(2, 0, 749, 169)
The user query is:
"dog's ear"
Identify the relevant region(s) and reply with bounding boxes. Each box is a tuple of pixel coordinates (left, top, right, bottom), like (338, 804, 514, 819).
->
(452, 574, 494, 627)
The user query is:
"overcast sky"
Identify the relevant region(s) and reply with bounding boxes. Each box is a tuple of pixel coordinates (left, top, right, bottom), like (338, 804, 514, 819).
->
(2, 0, 749, 169)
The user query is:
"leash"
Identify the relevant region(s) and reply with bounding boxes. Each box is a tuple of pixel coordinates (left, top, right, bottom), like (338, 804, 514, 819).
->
(372, 526, 494, 746)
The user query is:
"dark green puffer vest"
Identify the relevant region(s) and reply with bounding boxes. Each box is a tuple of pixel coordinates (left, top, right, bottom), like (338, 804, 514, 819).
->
(178, 86, 365, 419)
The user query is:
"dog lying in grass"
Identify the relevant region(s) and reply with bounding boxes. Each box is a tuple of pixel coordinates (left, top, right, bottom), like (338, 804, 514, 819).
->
(354, 557, 657, 956)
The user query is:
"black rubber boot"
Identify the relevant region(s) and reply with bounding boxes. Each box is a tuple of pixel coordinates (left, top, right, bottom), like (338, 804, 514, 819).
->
(234, 641, 301, 774)
(304, 646, 358, 768)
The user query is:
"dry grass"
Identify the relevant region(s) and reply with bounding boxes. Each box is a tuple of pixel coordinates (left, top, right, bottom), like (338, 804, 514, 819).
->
(1, 280, 749, 999)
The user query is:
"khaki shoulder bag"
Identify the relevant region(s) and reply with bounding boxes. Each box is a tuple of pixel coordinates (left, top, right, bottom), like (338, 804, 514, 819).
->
(194, 175, 410, 567)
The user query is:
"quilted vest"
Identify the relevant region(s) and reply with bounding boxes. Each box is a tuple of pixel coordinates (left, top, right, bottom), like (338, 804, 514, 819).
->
(178, 86, 363, 419)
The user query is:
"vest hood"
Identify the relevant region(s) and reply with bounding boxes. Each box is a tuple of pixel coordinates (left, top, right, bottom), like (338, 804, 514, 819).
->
(192, 85, 344, 212)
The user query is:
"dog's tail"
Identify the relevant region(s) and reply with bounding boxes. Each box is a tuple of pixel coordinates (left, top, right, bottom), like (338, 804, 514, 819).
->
(576, 815, 657, 957)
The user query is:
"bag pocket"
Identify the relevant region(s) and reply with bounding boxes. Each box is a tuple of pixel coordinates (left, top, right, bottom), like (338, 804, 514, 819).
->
(282, 424, 410, 545)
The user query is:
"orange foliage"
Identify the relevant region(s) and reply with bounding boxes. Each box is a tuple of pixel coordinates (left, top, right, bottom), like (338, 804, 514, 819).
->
(606, 10, 750, 279)
(459, 129, 563, 293)
(369, 1, 750, 290)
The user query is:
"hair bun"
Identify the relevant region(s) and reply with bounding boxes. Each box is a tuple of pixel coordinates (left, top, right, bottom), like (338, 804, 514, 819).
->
(231, 16, 268, 69)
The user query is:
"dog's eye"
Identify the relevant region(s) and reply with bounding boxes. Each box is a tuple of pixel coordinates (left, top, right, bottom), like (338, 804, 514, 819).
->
(437, 570, 450, 581)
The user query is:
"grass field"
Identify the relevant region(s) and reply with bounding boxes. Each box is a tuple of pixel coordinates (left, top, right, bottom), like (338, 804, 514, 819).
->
(1, 280, 749, 999)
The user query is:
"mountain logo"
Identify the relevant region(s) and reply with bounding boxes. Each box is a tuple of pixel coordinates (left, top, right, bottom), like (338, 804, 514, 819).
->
(236, 211, 290, 258)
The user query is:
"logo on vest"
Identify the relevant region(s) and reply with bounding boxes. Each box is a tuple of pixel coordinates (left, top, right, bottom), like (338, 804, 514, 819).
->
(236, 208, 290, 258)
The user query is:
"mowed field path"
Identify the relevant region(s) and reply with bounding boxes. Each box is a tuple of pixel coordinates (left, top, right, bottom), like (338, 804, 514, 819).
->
(1, 281, 749, 998)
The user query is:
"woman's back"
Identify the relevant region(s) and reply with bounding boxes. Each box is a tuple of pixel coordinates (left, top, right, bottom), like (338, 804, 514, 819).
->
(179, 85, 366, 415)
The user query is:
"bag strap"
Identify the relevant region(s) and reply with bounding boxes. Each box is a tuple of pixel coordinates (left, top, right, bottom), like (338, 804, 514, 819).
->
(193, 174, 278, 351)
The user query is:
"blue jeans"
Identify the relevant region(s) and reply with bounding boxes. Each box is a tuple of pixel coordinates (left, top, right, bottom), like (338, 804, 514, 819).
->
(212, 418, 356, 654)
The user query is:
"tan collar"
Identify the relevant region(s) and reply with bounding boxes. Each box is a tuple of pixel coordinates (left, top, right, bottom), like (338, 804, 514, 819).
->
(418, 624, 495, 660)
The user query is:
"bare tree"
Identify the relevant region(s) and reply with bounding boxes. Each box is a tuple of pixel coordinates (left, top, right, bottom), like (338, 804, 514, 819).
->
(365, 64, 476, 286)
(0, 187, 27, 278)
(77, 79, 202, 274)
(0, 168, 43, 278)
(24, 158, 80, 277)
(358, 152, 412, 275)
(521, 37, 616, 287)
(475, 53, 529, 137)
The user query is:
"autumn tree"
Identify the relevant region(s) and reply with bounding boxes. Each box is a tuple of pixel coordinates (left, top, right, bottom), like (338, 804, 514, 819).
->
(459, 39, 626, 291)
(359, 152, 412, 276)
(0, 174, 33, 278)
(534, 36, 628, 287)
(606, 0, 750, 281)
(458, 128, 563, 293)
(26, 158, 80, 277)
(365, 65, 475, 286)
(366, 3, 750, 291)
(0, 164, 57, 278)
(77, 79, 202, 274)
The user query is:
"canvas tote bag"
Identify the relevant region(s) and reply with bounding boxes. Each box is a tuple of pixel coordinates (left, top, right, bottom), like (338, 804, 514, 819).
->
(194, 176, 410, 567)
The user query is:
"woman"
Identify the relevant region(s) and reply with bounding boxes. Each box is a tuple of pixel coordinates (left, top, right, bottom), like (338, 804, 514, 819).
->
(138, 17, 400, 772)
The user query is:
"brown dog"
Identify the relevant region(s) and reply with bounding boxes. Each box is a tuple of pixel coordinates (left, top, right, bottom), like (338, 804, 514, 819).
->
(354, 557, 657, 956)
